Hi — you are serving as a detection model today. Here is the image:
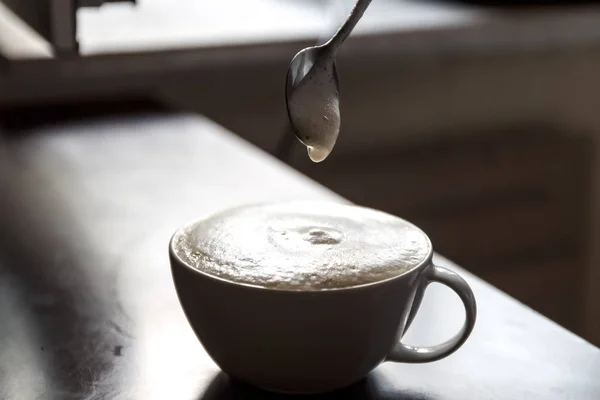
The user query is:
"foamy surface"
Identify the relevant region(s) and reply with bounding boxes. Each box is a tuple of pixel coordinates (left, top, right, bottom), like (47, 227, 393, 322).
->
(172, 202, 431, 290)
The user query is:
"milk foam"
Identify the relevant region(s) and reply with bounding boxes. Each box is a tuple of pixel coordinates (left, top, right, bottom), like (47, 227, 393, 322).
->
(172, 202, 431, 290)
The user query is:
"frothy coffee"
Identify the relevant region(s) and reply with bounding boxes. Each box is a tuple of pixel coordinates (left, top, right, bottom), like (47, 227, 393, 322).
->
(171, 202, 431, 290)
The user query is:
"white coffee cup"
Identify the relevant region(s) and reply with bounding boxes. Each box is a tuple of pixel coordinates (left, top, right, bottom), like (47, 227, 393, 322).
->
(169, 202, 477, 394)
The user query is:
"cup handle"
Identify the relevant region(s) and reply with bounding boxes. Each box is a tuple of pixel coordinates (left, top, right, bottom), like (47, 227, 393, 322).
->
(387, 264, 477, 363)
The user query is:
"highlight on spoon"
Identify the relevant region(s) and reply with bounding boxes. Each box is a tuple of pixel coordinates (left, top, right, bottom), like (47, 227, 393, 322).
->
(307, 146, 331, 163)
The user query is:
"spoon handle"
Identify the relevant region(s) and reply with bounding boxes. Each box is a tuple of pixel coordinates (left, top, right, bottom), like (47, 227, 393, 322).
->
(323, 0, 373, 56)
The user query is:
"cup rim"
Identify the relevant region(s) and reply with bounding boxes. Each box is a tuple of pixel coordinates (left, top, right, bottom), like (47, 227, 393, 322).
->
(169, 204, 434, 293)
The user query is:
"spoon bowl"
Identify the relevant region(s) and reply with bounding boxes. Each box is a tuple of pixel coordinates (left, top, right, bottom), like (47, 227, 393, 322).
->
(285, 45, 340, 148)
(285, 0, 373, 161)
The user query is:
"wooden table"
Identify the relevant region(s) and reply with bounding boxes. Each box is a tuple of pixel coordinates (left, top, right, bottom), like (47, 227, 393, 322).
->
(0, 112, 598, 399)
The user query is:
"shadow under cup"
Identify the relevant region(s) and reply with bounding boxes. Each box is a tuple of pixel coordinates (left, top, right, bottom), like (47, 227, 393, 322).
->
(169, 228, 477, 395)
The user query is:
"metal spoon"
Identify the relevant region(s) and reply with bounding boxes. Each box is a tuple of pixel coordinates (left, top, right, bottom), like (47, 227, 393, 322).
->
(285, 0, 373, 162)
